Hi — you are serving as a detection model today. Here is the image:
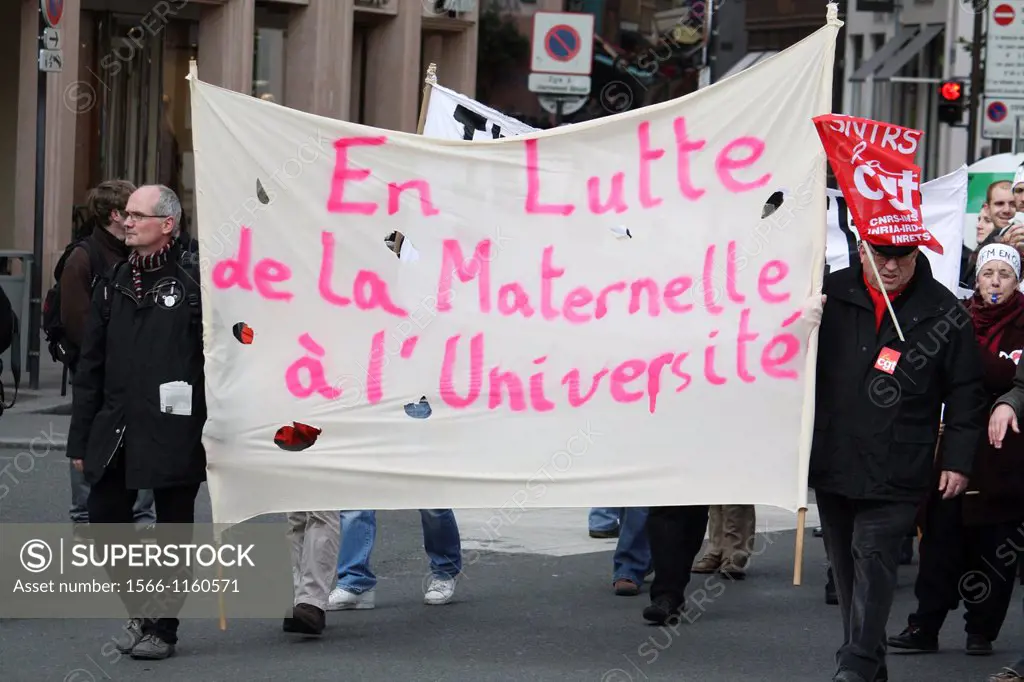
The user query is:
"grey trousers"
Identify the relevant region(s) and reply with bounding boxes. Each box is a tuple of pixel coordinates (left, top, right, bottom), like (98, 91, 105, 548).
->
(818, 491, 918, 682)
(69, 461, 155, 525)
(288, 511, 342, 611)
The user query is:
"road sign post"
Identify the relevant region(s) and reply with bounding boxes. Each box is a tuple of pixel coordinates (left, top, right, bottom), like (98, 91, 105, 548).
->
(529, 11, 594, 122)
(29, 0, 63, 389)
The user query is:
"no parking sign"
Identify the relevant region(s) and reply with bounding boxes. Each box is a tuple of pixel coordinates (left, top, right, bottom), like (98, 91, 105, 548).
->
(531, 11, 594, 76)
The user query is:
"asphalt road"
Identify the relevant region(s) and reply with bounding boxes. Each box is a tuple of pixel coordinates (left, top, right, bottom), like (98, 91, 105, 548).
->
(0, 436, 1020, 682)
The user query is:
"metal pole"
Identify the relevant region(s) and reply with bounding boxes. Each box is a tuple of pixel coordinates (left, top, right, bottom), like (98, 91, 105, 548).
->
(704, 0, 715, 84)
(967, 1, 984, 163)
(29, 11, 47, 390)
(555, 98, 563, 127)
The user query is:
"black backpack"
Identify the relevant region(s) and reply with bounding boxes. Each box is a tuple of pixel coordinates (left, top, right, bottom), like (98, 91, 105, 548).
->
(41, 238, 107, 370)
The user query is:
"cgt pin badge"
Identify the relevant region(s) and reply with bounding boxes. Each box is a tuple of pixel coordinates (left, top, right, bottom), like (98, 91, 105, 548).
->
(874, 347, 901, 375)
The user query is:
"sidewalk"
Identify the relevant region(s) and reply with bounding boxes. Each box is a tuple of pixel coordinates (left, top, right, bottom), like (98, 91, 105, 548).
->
(1, 358, 71, 450)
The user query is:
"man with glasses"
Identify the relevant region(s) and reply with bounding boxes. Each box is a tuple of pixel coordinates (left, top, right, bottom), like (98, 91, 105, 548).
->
(68, 184, 206, 661)
(810, 240, 985, 682)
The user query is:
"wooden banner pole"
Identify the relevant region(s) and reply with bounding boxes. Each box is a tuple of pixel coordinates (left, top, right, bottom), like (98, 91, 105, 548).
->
(793, 507, 806, 586)
(416, 63, 438, 135)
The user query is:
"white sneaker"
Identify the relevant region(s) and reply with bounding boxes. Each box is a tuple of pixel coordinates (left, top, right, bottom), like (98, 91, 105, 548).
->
(326, 586, 375, 611)
(423, 576, 456, 605)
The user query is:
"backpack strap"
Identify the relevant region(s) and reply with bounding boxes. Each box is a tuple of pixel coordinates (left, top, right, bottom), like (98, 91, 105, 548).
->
(177, 240, 203, 329)
(80, 239, 106, 289)
(99, 261, 126, 325)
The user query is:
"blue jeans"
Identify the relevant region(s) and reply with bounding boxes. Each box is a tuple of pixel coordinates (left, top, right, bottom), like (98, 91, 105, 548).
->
(612, 507, 651, 585)
(589, 507, 620, 532)
(336, 509, 462, 593)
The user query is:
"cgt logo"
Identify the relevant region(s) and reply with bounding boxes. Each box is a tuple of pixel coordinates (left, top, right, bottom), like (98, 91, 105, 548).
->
(852, 162, 919, 213)
(874, 347, 901, 375)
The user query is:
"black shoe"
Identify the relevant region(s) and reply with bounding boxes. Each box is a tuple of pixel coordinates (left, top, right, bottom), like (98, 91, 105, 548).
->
(589, 527, 619, 539)
(874, 664, 888, 682)
(283, 603, 325, 636)
(966, 634, 994, 656)
(899, 536, 914, 565)
(813, 526, 824, 538)
(887, 625, 939, 652)
(642, 597, 682, 625)
(825, 576, 838, 605)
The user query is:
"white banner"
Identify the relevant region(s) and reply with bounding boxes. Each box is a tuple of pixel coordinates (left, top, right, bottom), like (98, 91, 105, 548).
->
(190, 21, 840, 526)
(423, 83, 538, 141)
(826, 166, 968, 294)
(426, 88, 969, 297)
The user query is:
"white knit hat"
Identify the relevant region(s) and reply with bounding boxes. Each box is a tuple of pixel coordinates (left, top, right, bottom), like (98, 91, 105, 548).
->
(976, 242, 1022, 279)
(1014, 162, 1024, 190)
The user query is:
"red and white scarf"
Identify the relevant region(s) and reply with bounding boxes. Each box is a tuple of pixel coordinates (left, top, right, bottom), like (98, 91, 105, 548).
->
(127, 238, 175, 298)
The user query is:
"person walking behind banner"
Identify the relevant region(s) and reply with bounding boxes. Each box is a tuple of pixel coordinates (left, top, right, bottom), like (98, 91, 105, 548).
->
(641, 294, 825, 625)
(982, 318, 1024, 682)
(811, 240, 986, 682)
(54, 180, 156, 539)
(283, 511, 342, 637)
(889, 244, 1024, 658)
(67, 184, 206, 661)
(328, 509, 462, 609)
(692, 505, 756, 579)
(589, 508, 621, 538)
(610, 507, 651, 596)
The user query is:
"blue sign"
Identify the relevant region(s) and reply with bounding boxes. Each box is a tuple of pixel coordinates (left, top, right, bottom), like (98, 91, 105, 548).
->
(989, 101, 1009, 123)
(545, 25, 581, 62)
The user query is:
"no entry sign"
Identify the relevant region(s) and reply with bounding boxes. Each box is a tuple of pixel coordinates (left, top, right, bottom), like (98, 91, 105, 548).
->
(531, 11, 594, 77)
(40, 0, 63, 28)
(994, 3, 1015, 26)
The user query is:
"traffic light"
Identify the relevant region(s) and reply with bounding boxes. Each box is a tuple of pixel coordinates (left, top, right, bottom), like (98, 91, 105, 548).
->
(938, 80, 966, 125)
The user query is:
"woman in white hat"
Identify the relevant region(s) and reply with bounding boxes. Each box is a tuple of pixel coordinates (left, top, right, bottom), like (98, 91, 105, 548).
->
(889, 243, 1024, 658)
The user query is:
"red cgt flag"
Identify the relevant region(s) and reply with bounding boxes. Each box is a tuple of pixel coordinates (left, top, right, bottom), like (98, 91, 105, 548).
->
(813, 114, 942, 255)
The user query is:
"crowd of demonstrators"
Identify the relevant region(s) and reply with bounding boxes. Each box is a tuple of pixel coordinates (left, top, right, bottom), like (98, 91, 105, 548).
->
(61, 180, 1021, 681)
(963, 176, 1024, 290)
(56, 180, 156, 541)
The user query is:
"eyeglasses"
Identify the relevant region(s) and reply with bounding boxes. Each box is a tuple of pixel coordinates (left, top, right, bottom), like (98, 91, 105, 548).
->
(124, 211, 169, 222)
(868, 251, 917, 267)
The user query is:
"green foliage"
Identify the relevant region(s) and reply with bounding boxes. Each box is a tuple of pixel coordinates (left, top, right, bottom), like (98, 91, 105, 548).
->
(476, 7, 530, 102)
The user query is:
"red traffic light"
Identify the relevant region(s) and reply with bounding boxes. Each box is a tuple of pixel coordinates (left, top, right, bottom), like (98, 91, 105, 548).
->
(940, 81, 963, 101)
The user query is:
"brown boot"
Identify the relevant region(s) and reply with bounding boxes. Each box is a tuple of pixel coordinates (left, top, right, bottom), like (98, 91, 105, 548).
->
(283, 603, 325, 636)
(692, 553, 722, 574)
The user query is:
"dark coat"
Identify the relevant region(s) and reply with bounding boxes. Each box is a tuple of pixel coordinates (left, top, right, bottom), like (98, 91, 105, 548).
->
(962, 296, 1024, 526)
(67, 237, 207, 490)
(59, 227, 129, 350)
(809, 254, 987, 503)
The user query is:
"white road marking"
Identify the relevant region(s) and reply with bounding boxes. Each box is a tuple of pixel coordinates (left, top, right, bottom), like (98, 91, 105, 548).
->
(454, 505, 820, 557)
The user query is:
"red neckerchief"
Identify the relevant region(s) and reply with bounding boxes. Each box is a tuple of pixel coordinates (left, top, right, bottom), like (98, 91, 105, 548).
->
(966, 290, 1024, 353)
(862, 271, 907, 331)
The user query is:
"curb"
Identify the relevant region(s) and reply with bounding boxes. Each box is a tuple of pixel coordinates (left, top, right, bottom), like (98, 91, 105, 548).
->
(0, 439, 68, 451)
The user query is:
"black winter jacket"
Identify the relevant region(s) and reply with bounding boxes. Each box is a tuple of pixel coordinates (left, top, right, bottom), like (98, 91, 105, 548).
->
(67, 237, 207, 489)
(809, 255, 986, 502)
